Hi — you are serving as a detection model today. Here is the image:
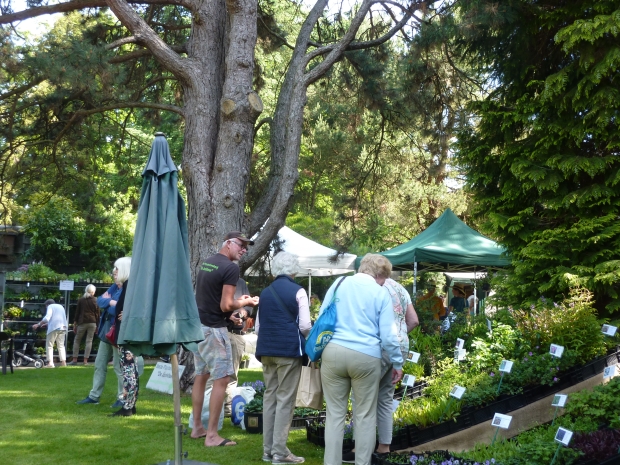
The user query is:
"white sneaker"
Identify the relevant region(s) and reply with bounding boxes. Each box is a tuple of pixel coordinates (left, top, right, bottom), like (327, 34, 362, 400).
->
(262, 453, 273, 462)
(272, 453, 305, 464)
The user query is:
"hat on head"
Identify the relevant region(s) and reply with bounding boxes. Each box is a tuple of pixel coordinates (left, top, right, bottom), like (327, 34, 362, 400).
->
(452, 284, 465, 294)
(225, 231, 254, 245)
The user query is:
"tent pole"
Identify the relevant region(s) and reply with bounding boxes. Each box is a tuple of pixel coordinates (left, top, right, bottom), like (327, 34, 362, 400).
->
(473, 268, 477, 317)
(413, 254, 417, 296)
(308, 275, 312, 299)
(171, 352, 183, 465)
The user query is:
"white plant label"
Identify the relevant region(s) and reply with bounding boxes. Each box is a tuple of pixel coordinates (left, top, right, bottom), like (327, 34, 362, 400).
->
(455, 348, 467, 361)
(551, 394, 567, 408)
(549, 344, 564, 358)
(407, 351, 421, 364)
(603, 365, 617, 379)
(487, 318, 492, 332)
(491, 413, 512, 429)
(499, 360, 513, 373)
(450, 385, 466, 399)
(403, 374, 416, 387)
(555, 427, 573, 446)
(455, 338, 465, 349)
(146, 362, 186, 395)
(602, 324, 618, 337)
(392, 399, 401, 412)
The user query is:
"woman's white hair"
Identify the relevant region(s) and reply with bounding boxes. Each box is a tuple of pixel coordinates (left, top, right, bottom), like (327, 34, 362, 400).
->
(272, 252, 300, 277)
(83, 284, 96, 299)
(114, 256, 132, 284)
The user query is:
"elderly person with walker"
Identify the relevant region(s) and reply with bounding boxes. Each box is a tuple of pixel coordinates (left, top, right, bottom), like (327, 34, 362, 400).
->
(320, 253, 403, 465)
(76, 257, 130, 407)
(255, 252, 312, 464)
(33, 299, 68, 368)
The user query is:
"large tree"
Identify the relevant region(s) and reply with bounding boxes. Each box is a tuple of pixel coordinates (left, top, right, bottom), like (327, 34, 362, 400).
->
(0, 0, 432, 275)
(455, 0, 620, 313)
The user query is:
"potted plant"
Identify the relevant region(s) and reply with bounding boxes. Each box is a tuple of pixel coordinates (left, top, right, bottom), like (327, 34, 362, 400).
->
(243, 396, 263, 434)
(240, 353, 250, 369)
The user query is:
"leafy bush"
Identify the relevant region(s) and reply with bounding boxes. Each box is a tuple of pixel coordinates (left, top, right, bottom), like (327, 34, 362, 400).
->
(512, 288, 606, 365)
(23, 196, 82, 266)
(243, 396, 263, 413)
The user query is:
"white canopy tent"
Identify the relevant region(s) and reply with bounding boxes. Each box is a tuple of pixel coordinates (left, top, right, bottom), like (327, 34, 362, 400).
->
(247, 226, 357, 295)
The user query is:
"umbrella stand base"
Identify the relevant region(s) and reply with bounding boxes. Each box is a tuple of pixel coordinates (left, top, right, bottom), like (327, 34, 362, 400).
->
(154, 461, 216, 465)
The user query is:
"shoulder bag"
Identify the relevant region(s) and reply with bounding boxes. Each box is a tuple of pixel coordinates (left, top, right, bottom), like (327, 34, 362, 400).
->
(304, 276, 346, 362)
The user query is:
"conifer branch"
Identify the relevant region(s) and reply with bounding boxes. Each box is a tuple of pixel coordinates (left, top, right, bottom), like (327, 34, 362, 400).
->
(105, 0, 191, 83)
(108, 44, 187, 63)
(258, 15, 294, 50)
(0, 77, 45, 101)
(0, 0, 189, 25)
(305, 1, 416, 62)
(52, 101, 183, 143)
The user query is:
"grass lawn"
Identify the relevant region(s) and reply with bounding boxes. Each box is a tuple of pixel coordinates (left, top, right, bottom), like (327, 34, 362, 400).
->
(0, 364, 326, 465)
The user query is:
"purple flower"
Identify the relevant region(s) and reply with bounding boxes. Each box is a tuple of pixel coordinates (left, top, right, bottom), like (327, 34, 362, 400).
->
(536, 345, 540, 349)
(530, 304, 535, 310)
(529, 352, 533, 356)
(553, 302, 560, 308)
(553, 377, 558, 382)
(490, 372, 495, 377)
(524, 357, 528, 362)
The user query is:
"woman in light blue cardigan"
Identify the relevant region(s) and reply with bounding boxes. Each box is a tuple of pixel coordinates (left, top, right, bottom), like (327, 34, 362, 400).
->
(320, 253, 403, 465)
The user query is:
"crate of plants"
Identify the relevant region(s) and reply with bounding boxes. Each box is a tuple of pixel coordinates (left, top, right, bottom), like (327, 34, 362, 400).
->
(373, 450, 490, 465)
(305, 417, 354, 452)
(291, 408, 323, 429)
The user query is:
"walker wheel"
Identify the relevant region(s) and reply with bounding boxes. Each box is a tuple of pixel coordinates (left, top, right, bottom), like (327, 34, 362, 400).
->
(34, 360, 43, 369)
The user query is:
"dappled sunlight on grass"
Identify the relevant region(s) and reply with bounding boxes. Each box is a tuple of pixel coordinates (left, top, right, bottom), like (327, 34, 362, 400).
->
(0, 364, 326, 465)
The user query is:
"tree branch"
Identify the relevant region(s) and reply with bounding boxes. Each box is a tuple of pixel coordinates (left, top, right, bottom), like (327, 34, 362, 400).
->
(105, 36, 139, 50)
(0, 0, 190, 25)
(52, 101, 183, 143)
(0, 77, 45, 101)
(258, 15, 294, 50)
(108, 43, 187, 62)
(306, 3, 415, 62)
(105, 0, 191, 83)
(254, 117, 272, 137)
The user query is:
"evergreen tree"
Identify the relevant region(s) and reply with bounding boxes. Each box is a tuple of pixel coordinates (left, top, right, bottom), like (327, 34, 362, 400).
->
(455, 0, 620, 313)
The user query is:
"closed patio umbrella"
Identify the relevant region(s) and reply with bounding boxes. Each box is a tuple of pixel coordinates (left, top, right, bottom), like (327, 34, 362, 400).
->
(117, 132, 206, 465)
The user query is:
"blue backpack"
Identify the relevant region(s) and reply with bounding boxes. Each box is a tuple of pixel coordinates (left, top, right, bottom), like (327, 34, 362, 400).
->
(305, 277, 347, 362)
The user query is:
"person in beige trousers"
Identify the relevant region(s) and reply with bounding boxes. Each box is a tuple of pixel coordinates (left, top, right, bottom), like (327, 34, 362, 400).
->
(319, 254, 403, 465)
(255, 252, 312, 464)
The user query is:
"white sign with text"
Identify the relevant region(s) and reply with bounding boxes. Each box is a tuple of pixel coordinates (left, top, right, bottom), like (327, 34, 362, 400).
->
(555, 427, 573, 446)
(551, 394, 568, 408)
(450, 385, 466, 399)
(602, 324, 618, 337)
(491, 413, 512, 429)
(499, 360, 513, 373)
(549, 344, 564, 358)
(407, 351, 421, 364)
(146, 362, 186, 395)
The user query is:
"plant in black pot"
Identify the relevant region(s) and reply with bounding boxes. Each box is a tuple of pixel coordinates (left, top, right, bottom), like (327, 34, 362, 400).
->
(243, 396, 263, 434)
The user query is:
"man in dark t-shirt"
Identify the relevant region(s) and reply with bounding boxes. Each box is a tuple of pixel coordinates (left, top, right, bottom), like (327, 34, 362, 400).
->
(191, 231, 259, 447)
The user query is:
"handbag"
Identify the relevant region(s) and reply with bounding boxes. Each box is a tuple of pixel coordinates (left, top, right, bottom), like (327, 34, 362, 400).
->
(105, 322, 117, 346)
(304, 276, 346, 362)
(295, 361, 323, 410)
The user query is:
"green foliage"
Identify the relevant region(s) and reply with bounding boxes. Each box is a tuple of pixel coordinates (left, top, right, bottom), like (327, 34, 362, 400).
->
(455, 0, 620, 314)
(512, 288, 606, 364)
(23, 196, 81, 266)
(243, 396, 263, 414)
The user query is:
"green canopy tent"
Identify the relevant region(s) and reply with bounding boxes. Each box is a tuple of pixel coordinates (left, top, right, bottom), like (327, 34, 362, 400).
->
(355, 208, 510, 295)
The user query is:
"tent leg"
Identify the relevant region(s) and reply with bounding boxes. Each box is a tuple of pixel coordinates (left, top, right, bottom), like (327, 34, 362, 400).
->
(171, 353, 183, 465)
(308, 275, 312, 299)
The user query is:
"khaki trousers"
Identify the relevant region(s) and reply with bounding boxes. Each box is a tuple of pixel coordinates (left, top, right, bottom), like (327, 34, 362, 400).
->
(72, 323, 97, 361)
(321, 343, 381, 465)
(261, 356, 302, 457)
(206, 331, 246, 415)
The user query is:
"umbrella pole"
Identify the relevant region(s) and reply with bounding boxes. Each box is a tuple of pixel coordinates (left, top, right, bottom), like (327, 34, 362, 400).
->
(171, 352, 183, 465)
